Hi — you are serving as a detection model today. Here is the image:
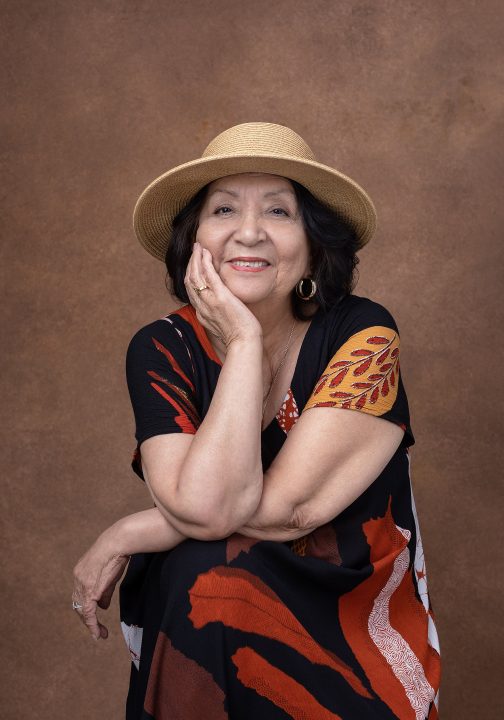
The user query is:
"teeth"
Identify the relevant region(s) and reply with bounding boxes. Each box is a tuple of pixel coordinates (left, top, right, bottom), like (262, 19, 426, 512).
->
(232, 260, 268, 267)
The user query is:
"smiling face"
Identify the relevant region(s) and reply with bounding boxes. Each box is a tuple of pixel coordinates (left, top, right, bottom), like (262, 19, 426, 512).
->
(195, 173, 312, 309)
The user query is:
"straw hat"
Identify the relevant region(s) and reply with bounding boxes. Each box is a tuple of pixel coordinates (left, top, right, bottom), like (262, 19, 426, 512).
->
(133, 122, 377, 261)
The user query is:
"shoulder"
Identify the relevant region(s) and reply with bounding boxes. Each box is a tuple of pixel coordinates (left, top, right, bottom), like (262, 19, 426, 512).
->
(127, 303, 221, 374)
(319, 294, 402, 361)
(126, 308, 192, 368)
(127, 305, 194, 348)
(329, 294, 399, 330)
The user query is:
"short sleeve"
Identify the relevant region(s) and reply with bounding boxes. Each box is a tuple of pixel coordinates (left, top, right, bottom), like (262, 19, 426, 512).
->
(301, 299, 415, 449)
(126, 321, 202, 478)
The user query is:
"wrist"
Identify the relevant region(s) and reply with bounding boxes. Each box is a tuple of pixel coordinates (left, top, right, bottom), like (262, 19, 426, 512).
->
(227, 333, 263, 353)
(99, 516, 133, 560)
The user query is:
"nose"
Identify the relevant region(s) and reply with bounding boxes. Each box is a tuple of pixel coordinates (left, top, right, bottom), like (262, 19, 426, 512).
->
(233, 209, 266, 244)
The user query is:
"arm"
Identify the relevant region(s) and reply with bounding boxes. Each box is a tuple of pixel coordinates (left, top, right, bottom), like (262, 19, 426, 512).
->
(144, 391, 404, 545)
(139, 243, 266, 539)
(235, 407, 405, 541)
(234, 316, 411, 540)
(140, 335, 265, 540)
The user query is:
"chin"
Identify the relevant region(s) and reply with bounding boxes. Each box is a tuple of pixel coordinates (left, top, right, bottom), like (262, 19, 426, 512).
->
(221, 278, 271, 305)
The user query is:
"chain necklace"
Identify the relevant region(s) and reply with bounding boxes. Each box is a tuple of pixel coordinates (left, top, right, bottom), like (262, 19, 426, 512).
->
(262, 318, 297, 427)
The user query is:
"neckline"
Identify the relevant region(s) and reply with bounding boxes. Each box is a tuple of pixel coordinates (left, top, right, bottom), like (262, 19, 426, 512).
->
(261, 304, 324, 434)
(184, 302, 324, 435)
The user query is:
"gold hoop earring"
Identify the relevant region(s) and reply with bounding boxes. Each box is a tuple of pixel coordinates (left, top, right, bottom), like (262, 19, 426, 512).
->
(295, 277, 317, 300)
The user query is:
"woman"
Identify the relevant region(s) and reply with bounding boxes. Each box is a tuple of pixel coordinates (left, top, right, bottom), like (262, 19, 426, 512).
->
(73, 122, 441, 719)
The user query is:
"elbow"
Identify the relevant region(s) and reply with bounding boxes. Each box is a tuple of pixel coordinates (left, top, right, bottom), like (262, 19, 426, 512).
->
(194, 492, 263, 540)
(181, 512, 256, 542)
(190, 520, 239, 541)
(154, 484, 263, 542)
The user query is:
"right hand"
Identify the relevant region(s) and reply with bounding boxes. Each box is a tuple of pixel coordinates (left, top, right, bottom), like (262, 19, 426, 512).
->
(184, 241, 262, 347)
(72, 525, 130, 641)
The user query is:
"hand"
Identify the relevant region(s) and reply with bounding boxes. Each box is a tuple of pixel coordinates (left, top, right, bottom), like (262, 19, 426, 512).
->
(184, 241, 262, 347)
(72, 525, 130, 641)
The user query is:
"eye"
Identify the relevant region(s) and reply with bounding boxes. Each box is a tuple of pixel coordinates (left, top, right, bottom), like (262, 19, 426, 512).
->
(214, 205, 233, 215)
(271, 207, 289, 216)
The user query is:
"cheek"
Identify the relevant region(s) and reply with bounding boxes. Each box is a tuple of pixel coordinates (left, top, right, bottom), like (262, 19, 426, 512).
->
(195, 223, 224, 251)
(195, 228, 228, 271)
(278, 240, 310, 275)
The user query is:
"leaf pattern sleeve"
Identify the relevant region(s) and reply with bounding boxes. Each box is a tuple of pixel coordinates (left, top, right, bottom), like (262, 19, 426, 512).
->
(126, 321, 201, 478)
(301, 300, 415, 449)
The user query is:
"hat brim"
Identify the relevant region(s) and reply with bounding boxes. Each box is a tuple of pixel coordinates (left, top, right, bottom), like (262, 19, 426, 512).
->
(133, 153, 377, 261)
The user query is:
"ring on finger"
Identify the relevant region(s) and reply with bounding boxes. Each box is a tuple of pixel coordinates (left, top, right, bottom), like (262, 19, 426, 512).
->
(72, 599, 83, 611)
(193, 285, 209, 295)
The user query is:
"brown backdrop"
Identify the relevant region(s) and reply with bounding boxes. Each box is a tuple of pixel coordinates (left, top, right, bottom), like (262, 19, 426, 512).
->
(2, 1, 502, 718)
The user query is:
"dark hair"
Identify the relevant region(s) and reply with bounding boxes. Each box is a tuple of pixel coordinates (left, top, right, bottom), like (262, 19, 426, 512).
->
(165, 179, 361, 321)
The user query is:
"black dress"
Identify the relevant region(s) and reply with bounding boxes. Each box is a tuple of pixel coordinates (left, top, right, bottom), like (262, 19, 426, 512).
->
(119, 293, 441, 720)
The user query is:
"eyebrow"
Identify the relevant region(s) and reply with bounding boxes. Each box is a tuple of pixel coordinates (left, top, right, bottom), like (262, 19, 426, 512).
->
(264, 189, 296, 198)
(208, 188, 296, 199)
(208, 188, 239, 198)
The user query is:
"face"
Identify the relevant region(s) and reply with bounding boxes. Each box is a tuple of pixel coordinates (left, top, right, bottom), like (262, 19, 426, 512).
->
(195, 173, 311, 307)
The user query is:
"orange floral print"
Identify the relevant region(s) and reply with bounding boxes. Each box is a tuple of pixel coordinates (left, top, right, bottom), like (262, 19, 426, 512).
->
(303, 326, 400, 416)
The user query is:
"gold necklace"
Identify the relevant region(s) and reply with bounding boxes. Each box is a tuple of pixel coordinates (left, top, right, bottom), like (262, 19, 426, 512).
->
(262, 318, 297, 426)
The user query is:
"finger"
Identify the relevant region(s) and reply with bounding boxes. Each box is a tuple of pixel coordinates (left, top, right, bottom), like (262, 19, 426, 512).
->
(195, 247, 221, 298)
(189, 242, 206, 290)
(80, 601, 101, 641)
(201, 247, 219, 280)
(184, 243, 204, 301)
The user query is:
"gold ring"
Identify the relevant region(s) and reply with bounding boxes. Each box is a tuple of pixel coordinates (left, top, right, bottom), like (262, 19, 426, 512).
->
(193, 285, 209, 295)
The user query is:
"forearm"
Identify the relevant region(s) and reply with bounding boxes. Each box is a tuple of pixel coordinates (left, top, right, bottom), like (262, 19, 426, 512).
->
(106, 506, 188, 555)
(158, 337, 265, 534)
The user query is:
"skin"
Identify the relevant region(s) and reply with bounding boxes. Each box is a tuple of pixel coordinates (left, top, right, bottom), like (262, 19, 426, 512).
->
(72, 173, 404, 640)
(193, 173, 313, 358)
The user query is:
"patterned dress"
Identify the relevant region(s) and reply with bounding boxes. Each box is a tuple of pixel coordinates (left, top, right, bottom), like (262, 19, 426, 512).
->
(119, 293, 441, 719)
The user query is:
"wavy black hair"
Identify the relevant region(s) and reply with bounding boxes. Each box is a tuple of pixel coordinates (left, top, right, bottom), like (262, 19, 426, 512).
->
(165, 179, 361, 321)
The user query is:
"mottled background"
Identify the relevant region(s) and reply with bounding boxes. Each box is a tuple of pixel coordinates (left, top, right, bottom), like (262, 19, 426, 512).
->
(2, 1, 502, 718)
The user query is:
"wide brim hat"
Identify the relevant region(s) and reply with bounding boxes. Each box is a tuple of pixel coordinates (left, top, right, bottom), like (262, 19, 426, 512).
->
(133, 122, 377, 261)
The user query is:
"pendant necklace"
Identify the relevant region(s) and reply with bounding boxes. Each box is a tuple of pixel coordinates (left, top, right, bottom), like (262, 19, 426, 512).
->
(262, 318, 297, 428)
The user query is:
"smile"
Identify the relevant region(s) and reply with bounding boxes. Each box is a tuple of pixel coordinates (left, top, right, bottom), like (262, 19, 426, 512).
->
(228, 260, 271, 272)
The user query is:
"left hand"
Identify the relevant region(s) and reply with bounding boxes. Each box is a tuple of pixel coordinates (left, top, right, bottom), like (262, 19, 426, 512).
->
(72, 526, 130, 641)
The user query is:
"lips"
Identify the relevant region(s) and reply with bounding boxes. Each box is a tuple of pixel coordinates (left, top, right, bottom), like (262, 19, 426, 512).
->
(227, 257, 271, 264)
(227, 257, 271, 273)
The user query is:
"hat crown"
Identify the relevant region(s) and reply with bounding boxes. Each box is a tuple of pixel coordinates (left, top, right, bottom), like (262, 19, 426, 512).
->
(202, 122, 316, 161)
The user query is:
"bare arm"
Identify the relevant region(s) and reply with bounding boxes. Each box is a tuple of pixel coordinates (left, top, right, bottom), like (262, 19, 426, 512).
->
(139, 242, 266, 539)
(235, 407, 405, 541)
(140, 335, 265, 540)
